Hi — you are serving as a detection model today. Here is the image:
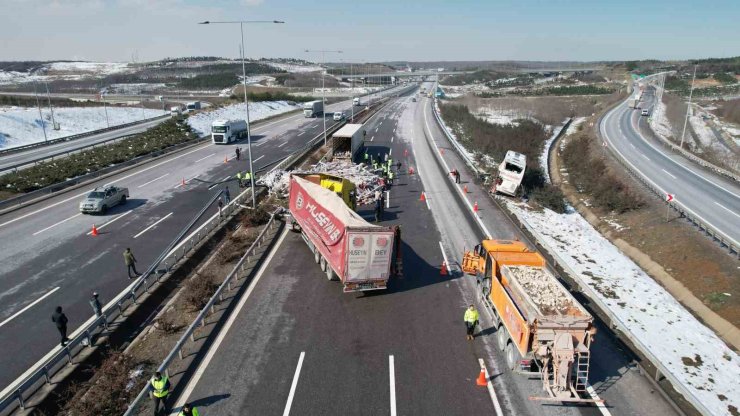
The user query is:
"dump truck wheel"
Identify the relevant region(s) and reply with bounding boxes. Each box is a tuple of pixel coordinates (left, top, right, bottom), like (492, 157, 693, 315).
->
(314, 248, 321, 264)
(320, 256, 327, 272)
(497, 326, 508, 351)
(326, 266, 338, 281)
(505, 342, 519, 371)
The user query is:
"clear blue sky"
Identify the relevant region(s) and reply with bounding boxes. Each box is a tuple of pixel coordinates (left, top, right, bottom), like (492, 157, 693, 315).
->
(1, 0, 738, 63)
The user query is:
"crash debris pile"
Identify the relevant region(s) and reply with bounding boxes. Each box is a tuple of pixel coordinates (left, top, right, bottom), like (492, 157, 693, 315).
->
(257, 160, 383, 205)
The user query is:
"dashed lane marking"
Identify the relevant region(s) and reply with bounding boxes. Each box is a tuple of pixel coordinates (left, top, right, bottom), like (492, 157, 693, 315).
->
(133, 212, 173, 239)
(33, 213, 82, 236)
(137, 173, 170, 188)
(586, 384, 612, 416)
(0, 287, 60, 329)
(715, 201, 740, 219)
(87, 211, 132, 235)
(194, 153, 215, 163)
(389, 355, 397, 416)
(661, 169, 677, 179)
(254, 155, 265, 163)
(478, 358, 504, 416)
(283, 351, 306, 416)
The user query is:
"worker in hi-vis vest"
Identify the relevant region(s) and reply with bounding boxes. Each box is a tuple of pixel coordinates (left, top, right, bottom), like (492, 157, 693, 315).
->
(464, 304, 479, 341)
(148, 371, 171, 415)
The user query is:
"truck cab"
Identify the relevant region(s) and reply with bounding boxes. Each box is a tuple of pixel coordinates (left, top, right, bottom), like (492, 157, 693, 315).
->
(493, 151, 526, 197)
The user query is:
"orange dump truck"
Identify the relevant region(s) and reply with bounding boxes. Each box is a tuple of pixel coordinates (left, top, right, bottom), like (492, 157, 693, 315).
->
(462, 240, 597, 402)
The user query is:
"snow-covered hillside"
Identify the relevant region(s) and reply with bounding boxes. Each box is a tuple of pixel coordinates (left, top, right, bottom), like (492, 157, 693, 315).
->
(186, 101, 300, 137)
(0, 107, 163, 149)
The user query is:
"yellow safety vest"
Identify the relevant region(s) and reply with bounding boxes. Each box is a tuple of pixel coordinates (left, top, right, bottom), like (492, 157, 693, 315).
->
(236, 172, 242, 179)
(464, 308, 479, 323)
(179, 408, 199, 416)
(245, 172, 252, 180)
(151, 376, 169, 398)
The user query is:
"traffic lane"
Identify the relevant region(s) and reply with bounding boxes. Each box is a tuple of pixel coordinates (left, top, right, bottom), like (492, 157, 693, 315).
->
(610, 103, 740, 239)
(423, 94, 677, 415)
(0, 117, 168, 171)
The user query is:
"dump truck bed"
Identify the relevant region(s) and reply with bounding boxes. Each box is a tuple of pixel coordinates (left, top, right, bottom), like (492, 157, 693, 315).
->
(501, 265, 590, 320)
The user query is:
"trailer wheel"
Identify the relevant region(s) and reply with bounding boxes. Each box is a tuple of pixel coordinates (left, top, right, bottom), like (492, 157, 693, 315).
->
(314, 248, 321, 264)
(505, 342, 520, 371)
(497, 326, 508, 351)
(319, 256, 327, 272)
(326, 266, 338, 281)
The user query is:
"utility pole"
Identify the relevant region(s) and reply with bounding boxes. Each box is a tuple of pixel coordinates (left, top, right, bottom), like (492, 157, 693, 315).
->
(679, 65, 697, 149)
(306, 49, 342, 146)
(100, 87, 110, 128)
(44, 81, 57, 130)
(350, 61, 354, 122)
(33, 82, 48, 143)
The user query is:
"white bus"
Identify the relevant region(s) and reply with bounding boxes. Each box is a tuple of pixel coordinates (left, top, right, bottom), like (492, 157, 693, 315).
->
(211, 119, 248, 144)
(494, 151, 526, 196)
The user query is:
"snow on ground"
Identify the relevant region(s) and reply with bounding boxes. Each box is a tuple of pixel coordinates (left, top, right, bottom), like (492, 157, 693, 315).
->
(648, 95, 690, 145)
(504, 200, 740, 416)
(540, 117, 586, 182)
(0, 107, 163, 149)
(434, 101, 478, 162)
(186, 101, 300, 137)
(265, 62, 322, 73)
(475, 110, 525, 126)
(108, 83, 167, 95)
(47, 61, 131, 75)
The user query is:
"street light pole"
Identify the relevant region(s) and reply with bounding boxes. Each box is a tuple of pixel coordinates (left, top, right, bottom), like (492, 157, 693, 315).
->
(305, 49, 342, 146)
(679, 65, 697, 150)
(199, 19, 285, 209)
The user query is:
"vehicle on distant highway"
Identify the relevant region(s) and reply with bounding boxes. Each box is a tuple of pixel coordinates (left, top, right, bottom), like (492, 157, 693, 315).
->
(492, 150, 526, 196)
(303, 100, 324, 118)
(641, 108, 650, 116)
(333, 111, 344, 121)
(79, 185, 129, 214)
(186, 101, 202, 111)
(412, 97, 417, 102)
(353, 97, 360, 106)
(211, 119, 248, 144)
(170, 106, 182, 116)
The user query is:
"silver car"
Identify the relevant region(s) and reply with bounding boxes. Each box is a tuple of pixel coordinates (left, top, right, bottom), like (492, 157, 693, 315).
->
(79, 185, 129, 214)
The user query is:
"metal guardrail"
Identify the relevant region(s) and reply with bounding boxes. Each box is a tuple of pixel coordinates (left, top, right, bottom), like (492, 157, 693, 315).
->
(122, 209, 283, 416)
(0, 186, 247, 414)
(0, 114, 170, 157)
(430, 94, 483, 178)
(429, 96, 714, 415)
(599, 103, 739, 257)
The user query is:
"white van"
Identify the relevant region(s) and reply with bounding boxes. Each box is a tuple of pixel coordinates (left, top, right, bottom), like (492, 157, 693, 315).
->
(641, 109, 650, 116)
(333, 112, 344, 121)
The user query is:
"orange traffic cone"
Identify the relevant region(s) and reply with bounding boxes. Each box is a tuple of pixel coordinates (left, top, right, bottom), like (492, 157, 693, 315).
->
(463, 185, 468, 193)
(473, 201, 478, 213)
(91, 224, 99, 236)
(420, 192, 426, 202)
(440, 262, 447, 276)
(440, 148, 445, 155)
(181, 177, 186, 186)
(408, 167, 415, 175)
(404, 149, 409, 157)
(224, 156, 228, 164)
(476, 368, 487, 386)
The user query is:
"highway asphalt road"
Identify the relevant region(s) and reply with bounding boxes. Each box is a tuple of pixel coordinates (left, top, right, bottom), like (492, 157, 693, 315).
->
(601, 87, 740, 247)
(172, 86, 677, 415)
(0, 85, 409, 390)
(0, 115, 168, 172)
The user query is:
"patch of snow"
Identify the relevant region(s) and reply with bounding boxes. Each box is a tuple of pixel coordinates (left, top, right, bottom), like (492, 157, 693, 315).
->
(47, 61, 131, 75)
(434, 101, 477, 163)
(539, 117, 586, 183)
(0, 106, 163, 149)
(266, 62, 323, 73)
(108, 83, 167, 95)
(648, 95, 689, 145)
(504, 200, 740, 416)
(186, 101, 300, 137)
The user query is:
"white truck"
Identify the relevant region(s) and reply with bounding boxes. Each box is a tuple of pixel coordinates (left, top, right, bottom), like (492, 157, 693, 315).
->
(353, 97, 361, 106)
(186, 101, 202, 111)
(303, 100, 324, 118)
(170, 106, 182, 116)
(329, 123, 365, 161)
(211, 119, 248, 144)
(492, 150, 526, 197)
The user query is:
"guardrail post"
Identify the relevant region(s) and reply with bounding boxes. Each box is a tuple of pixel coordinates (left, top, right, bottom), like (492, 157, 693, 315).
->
(85, 330, 93, 347)
(66, 346, 72, 364)
(655, 368, 663, 382)
(16, 389, 24, 409)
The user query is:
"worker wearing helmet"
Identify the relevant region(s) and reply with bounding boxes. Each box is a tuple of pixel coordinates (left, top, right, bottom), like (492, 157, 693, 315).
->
(179, 403, 199, 416)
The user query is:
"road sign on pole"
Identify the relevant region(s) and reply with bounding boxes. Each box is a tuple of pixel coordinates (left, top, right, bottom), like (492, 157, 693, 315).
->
(665, 194, 674, 222)
(666, 194, 674, 202)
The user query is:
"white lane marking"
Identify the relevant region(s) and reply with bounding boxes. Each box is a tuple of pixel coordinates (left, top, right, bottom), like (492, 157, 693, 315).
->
(174, 229, 289, 410)
(137, 173, 170, 188)
(715, 202, 740, 219)
(133, 212, 173, 239)
(87, 211, 132, 235)
(297, 131, 307, 137)
(278, 141, 288, 148)
(640, 153, 650, 161)
(389, 149, 393, 157)
(254, 140, 267, 147)
(33, 213, 82, 236)
(586, 384, 611, 416)
(283, 351, 306, 416)
(370, 136, 375, 142)
(391, 136, 394, 143)
(629, 143, 636, 149)
(661, 169, 677, 180)
(421, 101, 493, 238)
(194, 153, 215, 163)
(389, 355, 397, 416)
(379, 121, 383, 127)
(0, 145, 206, 229)
(424, 192, 431, 210)
(174, 174, 199, 189)
(438, 241, 450, 270)
(261, 130, 271, 135)
(375, 127, 379, 133)
(0, 287, 60, 329)
(478, 358, 504, 416)
(253, 155, 265, 163)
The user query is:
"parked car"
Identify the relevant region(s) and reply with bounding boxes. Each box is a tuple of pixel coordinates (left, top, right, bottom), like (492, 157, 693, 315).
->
(80, 185, 129, 214)
(333, 112, 345, 121)
(641, 109, 650, 116)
